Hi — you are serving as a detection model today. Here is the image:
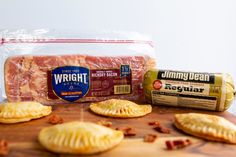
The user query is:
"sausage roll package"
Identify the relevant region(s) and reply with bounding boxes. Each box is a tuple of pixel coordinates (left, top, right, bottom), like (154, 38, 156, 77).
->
(143, 69, 235, 111)
(0, 29, 156, 105)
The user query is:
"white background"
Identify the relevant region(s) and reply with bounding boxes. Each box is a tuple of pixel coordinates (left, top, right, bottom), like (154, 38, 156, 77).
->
(0, 0, 236, 111)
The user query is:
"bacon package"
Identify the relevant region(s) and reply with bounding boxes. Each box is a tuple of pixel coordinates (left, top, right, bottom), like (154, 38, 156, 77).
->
(0, 30, 156, 104)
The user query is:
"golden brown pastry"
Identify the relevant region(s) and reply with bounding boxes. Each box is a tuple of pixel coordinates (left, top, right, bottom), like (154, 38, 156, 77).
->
(90, 99, 152, 118)
(0, 101, 51, 123)
(174, 113, 236, 144)
(38, 121, 124, 154)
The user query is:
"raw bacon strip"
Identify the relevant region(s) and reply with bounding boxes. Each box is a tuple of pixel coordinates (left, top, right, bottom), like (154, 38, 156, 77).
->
(5, 55, 155, 105)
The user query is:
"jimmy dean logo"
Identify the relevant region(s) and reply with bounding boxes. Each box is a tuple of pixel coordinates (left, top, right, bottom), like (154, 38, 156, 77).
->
(53, 73, 88, 85)
(157, 70, 215, 83)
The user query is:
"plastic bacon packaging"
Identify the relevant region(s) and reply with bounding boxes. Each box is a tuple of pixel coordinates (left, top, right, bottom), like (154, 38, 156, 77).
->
(0, 30, 156, 104)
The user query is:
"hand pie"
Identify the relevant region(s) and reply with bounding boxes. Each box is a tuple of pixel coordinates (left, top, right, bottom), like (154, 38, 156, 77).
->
(174, 113, 236, 144)
(38, 121, 124, 154)
(90, 99, 152, 118)
(0, 101, 51, 123)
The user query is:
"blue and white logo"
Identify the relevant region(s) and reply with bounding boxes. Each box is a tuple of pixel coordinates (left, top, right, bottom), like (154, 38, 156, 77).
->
(51, 66, 90, 102)
(120, 65, 130, 77)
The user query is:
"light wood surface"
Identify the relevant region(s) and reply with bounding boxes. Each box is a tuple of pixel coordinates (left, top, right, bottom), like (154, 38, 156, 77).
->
(0, 103, 236, 157)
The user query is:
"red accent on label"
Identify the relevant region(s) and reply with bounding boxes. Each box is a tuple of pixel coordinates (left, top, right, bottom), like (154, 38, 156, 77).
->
(153, 80, 162, 90)
(87, 69, 132, 96)
(1, 38, 153, 47)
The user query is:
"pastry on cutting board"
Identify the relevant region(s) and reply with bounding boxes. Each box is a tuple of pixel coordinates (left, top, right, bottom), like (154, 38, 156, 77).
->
(38, 121, 124, 154)
(174, 113, 236, 144)
(90, 99, 152, 118)
(0, 101, 51, 123)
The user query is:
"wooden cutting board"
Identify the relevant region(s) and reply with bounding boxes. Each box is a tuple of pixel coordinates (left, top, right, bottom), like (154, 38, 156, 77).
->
(0, 104, 236, 157)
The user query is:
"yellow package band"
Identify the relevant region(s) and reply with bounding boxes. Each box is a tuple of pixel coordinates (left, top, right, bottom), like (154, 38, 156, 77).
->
(143, 69, 235, 111)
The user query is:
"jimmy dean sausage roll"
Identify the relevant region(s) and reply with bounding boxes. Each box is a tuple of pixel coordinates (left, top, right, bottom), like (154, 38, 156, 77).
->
(143, 69, 235, 111)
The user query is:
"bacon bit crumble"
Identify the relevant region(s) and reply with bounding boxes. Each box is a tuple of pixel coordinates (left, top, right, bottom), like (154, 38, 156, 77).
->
(116, 127, 136, 136)
(0, 140, 8, 155)
(48, 114, 64, 124)
(144, 134, 158, 143)
(97, 120, 112, 127)
(148, 121, 160, 126)
(154, 125, 171, 134)
(165, 139, 192, 150)
(149, 121, 171, 133)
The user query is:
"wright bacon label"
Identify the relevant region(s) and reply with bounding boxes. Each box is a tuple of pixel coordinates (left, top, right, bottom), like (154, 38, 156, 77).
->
(47, 65, 132, 102)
